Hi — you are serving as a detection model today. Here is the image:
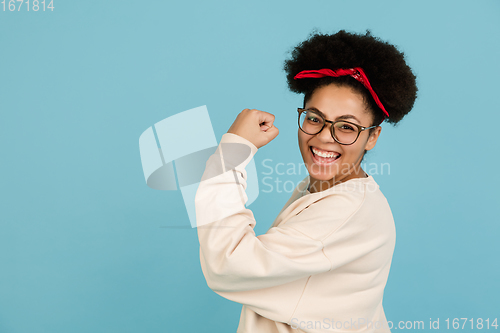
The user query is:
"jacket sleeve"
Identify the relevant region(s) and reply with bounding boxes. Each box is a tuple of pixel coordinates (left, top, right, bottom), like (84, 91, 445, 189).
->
(195, 133, 336, 293)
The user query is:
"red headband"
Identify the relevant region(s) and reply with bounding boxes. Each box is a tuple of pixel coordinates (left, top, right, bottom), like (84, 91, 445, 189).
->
(294, 67, 389, 118)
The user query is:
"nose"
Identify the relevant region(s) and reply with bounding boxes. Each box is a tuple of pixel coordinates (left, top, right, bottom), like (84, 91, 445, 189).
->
(316, 123, 335, 143)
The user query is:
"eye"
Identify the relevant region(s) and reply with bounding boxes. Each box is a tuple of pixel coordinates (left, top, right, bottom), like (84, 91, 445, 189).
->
(306, 112, 322, 124)
(307, 115, 320, 123)
(335, 122, 357, 132)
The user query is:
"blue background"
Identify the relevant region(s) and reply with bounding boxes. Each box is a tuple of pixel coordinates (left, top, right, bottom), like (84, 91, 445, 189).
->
(1, 0, 499, 332)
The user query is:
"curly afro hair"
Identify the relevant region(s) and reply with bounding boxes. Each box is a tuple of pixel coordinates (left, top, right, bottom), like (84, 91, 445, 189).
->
(284, 29, 418, 129)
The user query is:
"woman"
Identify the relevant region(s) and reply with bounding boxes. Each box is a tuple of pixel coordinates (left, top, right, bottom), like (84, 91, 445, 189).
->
(195, 29, 417, 333)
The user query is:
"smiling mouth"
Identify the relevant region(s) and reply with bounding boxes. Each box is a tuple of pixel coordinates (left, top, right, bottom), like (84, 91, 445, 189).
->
(310, 146, 341, 165)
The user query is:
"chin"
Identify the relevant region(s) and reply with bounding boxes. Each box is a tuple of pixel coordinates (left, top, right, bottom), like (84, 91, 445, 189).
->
(308, 170, 337, 182)
(305, 161, 336, 179)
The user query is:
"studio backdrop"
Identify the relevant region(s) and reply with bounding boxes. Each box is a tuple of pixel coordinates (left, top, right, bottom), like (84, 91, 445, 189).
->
(0, 0, 499, 332)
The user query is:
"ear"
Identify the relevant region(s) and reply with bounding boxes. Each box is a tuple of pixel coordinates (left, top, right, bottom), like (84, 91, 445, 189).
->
(364, 126, 382, 151)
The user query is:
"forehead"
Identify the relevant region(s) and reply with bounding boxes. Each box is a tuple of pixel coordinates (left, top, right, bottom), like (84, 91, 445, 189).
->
(305, 84, 371, 123)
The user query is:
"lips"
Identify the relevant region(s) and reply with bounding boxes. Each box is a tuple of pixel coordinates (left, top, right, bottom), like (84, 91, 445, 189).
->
(310, 146, 341, 165)
(311, 146, 340, 157)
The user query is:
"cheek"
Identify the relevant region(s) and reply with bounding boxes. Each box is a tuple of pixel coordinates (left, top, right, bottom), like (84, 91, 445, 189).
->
(298, 133, 308, 152)
(297, 131, 303, 146)
(297, 138, 307, 161)
(342, 142, 363, 158)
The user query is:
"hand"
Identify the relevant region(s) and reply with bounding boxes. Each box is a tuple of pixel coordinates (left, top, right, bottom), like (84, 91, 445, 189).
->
(227, 109, 279, 149)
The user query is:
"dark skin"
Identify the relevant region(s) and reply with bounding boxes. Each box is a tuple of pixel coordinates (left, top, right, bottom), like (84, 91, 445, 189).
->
(298, 83, 381, 193)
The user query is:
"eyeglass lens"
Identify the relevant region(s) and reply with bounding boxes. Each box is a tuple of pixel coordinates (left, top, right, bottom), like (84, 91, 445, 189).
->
(299, 110, 359, 145)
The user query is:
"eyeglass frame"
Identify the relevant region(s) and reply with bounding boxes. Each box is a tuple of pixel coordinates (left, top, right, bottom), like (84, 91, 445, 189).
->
(297, 108, 379, 145)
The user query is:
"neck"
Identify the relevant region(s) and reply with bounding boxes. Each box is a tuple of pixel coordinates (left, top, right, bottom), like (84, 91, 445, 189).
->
(308, 168, 367, 194)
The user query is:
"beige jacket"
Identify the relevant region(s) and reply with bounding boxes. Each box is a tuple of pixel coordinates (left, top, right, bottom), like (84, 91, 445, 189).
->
(195, 133, 395, 333)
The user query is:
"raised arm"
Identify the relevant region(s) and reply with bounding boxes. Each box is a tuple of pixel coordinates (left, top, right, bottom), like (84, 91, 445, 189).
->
(195, 132, 369, 322)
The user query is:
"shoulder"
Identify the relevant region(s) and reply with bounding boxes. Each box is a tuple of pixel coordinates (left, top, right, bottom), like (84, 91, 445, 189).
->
(283, 177, 381, 241)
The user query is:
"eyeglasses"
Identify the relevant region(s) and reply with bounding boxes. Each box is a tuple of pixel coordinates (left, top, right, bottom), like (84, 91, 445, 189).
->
(297, 108, 378, 145)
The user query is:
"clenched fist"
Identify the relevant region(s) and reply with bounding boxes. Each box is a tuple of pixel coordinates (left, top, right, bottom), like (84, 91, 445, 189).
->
(227, 109, 279, 149)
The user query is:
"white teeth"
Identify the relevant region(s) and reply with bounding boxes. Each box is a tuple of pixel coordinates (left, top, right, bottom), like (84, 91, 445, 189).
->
(312, 147, 339, 158)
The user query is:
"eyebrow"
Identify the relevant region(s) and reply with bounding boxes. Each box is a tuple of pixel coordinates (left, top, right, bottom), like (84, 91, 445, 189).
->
(307, 107, 361, 124)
